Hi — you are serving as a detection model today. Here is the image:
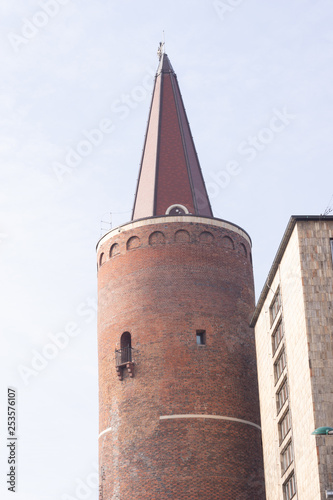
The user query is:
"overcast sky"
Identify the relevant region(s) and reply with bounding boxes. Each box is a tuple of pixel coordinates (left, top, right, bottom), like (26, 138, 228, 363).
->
(1, 1, 333, 499)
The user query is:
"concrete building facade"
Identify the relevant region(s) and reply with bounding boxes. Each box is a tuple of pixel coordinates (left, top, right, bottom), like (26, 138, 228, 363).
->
(251, 216, 333, 500)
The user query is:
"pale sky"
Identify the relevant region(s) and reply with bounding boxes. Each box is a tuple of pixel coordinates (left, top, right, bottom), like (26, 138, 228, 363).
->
(1, 1, 333, 499)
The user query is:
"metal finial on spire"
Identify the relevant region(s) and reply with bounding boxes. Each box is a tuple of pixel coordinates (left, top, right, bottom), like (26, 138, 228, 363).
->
(157, 41, 165, 60)
(157, 32, 166, 60)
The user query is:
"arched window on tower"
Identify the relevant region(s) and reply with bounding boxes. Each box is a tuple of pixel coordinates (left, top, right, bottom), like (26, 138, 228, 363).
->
(120, 331, 132, 362)
(115, 332, 132, 365)
(115, 332, 134, 381)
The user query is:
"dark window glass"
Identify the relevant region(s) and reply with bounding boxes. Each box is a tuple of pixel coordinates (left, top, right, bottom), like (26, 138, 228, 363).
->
(120, 332, 132, 363)
(169, 206, 186, 215)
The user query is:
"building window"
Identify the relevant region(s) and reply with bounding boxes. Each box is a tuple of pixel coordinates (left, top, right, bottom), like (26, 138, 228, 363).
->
(196, 330, 206, 345)
(115, 332, 135, 380)
(276, 378, 288, 414)
(270, 287, 281, 325)
(272, 320, 284, 355)
(283, 472, 296, 500)
(117, 332, 132, 364)
(281, 441, 293, 474)
(274, 348, 286, 383)
(279, 410, 291, 443)
(330, 239, 333, 266)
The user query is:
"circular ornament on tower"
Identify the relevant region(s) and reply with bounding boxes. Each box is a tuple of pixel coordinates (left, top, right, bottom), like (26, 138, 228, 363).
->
(165, 204, 189, 216)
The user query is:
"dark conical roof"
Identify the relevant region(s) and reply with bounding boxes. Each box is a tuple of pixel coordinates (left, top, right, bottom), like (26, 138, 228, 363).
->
(132, 52, 213, 220)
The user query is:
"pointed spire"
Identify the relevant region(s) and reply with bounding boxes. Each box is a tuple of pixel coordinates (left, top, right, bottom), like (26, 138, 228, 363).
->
(132, 51, 213, 221)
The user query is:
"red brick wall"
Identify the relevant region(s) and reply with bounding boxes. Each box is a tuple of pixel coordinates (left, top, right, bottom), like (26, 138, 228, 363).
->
(155, 74, 195, 215)
(97, 219, 265, 499)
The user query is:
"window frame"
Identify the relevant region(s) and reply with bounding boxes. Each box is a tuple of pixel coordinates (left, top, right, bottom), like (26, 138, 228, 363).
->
(196, 330, 206, 346)
(281, 440, 293, 475)
(270, 287, 281, 326)
(279, 409, 291, 443)
(283, 472, 296, 500)
(272, 320, 284, 356)
(276, 378, 288, 414)
(274, 348, 286, 384)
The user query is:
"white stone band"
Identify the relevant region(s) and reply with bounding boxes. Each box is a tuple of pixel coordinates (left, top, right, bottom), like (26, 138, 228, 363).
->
(98, 427, 113, 439)
(96, 215, 252, 250)
(99, 414, 261, 439)
(159, 414, 261, 431)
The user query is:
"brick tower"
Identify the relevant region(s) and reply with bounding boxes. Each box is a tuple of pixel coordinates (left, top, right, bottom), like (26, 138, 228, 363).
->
(97, 50, 265, 499)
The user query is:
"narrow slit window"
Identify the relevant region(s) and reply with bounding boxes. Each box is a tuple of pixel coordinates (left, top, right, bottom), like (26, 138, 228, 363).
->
(196, 330, 206, 345)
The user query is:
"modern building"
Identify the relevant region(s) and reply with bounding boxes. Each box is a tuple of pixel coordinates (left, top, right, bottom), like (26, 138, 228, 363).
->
(251, 215, 333, 500)
(96, 50, 265, 499)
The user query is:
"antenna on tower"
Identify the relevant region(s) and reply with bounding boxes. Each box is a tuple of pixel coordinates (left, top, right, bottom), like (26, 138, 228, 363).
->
(100, 210, 132, 235)
(322, 194, 333, 216)
(100, 213, 112, 236)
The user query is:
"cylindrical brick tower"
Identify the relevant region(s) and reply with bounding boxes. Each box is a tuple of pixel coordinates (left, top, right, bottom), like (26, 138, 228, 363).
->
(97, 51, 265, 499)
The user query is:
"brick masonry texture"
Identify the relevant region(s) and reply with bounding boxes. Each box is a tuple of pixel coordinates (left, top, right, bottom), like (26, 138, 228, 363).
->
(97, 219, 265, 499)
(155, 74, 195, 215)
